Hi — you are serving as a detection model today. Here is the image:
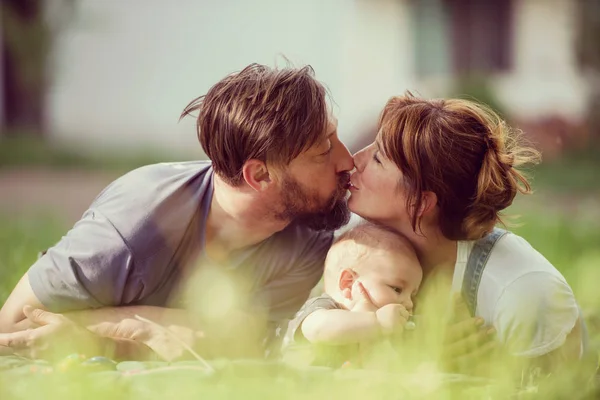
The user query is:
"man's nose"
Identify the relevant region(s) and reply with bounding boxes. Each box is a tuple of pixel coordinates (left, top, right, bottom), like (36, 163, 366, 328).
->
(335, 140, 354, 173)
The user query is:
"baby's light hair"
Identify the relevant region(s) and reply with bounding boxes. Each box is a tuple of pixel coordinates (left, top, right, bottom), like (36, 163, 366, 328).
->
(323, 222, 417, 293)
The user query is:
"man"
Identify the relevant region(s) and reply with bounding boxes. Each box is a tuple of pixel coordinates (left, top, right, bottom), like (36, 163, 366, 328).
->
(0, 63, 354, 360)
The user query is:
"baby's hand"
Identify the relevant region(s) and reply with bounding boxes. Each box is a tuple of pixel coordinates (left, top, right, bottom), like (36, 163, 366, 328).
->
(350, 281, 379, 313)
(375, 304, 410, 335)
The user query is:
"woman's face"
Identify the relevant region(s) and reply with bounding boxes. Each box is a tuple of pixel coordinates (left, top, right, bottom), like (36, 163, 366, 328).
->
(348, 139, 410, 225)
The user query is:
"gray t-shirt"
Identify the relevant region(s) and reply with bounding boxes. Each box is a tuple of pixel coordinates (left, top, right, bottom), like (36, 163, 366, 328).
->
(27, 161, 333, 321)
(280, 294, 359, 367)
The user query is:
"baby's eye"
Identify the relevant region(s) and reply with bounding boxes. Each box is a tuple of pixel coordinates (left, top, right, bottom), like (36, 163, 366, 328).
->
(391, 286, 403, 294)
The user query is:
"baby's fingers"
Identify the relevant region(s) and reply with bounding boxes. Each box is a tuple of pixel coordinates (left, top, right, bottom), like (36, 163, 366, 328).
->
(356, 282, 375, 305)
(394, 304, 410, 321)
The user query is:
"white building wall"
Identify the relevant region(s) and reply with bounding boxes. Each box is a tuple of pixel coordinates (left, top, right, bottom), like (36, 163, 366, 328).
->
(47, 0, 414, 154)
(46, 0, 587, 154)
(494, 0, 587, 120)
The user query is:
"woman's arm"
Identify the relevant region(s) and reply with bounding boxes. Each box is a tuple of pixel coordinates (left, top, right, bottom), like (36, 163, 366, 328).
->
(527, 315, 590, 373)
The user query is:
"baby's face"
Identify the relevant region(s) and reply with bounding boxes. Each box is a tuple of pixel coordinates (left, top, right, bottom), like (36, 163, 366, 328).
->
(350, 247, 422, 312)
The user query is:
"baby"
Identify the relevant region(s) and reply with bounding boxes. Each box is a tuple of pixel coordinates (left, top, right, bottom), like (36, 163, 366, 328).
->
(281, 222, 423, 367)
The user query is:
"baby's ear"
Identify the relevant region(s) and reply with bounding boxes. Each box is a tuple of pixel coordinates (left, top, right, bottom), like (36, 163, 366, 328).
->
(339, 268, 357, 299)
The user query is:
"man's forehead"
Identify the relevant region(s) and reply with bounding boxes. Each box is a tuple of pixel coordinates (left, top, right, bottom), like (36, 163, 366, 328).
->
(326, 115, 338, 135)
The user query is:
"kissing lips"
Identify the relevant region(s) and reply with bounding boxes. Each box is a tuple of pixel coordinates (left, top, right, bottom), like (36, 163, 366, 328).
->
(340, 173, 351, 191)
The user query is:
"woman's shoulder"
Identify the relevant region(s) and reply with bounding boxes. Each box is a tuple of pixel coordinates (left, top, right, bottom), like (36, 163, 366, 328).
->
(483, 230, 568, 284)
(475, 230, 574, 320)
(476, 232, 579, 357)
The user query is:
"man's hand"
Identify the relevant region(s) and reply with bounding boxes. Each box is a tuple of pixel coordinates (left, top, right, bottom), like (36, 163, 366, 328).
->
(0, 306, 107, 360)
(91, 317, 202, 362)
(440, 294, 498, 375)
(0, 306, 199, 361)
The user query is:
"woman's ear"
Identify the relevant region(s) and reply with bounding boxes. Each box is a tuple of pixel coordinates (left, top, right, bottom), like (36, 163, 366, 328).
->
(339, 268, 357, 300)
(417, 191, 438, 217)
(242, 159, 271, 191)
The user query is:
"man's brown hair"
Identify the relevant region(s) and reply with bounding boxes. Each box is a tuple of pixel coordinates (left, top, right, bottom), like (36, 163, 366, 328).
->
(379, 92, 541, 240)
(180, 63, 329, 186)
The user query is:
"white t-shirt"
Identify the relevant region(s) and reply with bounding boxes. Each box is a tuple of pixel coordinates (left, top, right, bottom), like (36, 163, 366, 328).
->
(451, 232, 580, 358)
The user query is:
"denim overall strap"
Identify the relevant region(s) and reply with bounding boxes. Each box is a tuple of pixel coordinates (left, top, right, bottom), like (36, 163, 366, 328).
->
(461, 227, 508, 317)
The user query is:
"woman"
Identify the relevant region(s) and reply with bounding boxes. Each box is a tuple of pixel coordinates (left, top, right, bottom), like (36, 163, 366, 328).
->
(348, 93, 590, 374)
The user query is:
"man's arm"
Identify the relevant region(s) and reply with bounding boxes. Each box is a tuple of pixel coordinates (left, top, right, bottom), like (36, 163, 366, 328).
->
(0, 271, 206, 361)
(65, 305, 197, 330)
(1, 296, 206, 362)
(0, 306, 160, 361)
(0, 273, 196, 333)
(0, 274, 45, 332)
(0, 272, 202, 337)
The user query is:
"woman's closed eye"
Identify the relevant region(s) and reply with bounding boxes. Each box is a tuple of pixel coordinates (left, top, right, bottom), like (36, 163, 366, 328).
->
(373, 151, 382, 164)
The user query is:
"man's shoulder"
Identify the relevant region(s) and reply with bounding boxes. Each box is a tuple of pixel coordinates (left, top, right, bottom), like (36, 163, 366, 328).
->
(87, 160, 214, 253)
(92, 160, 212, 206)
(111, 160, 212, 188)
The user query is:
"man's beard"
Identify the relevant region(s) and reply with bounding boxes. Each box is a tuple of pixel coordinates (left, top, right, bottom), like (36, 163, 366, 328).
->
(274, 172, 351, 232)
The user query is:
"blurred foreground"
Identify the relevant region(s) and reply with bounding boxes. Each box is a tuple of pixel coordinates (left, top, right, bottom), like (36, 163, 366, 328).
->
(0, 139, 599, 399)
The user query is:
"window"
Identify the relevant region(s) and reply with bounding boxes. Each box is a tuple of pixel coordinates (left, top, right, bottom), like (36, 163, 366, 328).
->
(414, 0, 513, 77)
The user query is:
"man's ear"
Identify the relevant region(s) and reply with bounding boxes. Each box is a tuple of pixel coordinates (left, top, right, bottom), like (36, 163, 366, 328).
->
(416, 191, 438, 218)
(242, 159, 271, 192)
(339, 268, 357, 300)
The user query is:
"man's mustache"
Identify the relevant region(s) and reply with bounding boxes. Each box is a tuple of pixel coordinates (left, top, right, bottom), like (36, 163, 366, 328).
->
(338, 172, 351, 190)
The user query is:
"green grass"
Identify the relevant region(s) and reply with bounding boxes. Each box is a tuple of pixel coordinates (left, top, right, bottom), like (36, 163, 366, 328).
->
(0, 209, 599, 398)
(0, 213, 66, 302)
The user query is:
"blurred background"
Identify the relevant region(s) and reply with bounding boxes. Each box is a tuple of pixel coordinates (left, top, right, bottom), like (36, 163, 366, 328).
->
(0, 0, 598, 332)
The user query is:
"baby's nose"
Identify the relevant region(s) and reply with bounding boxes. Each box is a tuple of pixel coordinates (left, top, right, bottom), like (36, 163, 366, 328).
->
(403, 297, 414, 313)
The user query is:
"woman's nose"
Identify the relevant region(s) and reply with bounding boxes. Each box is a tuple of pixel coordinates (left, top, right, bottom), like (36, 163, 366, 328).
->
(353, 148, 368, 172)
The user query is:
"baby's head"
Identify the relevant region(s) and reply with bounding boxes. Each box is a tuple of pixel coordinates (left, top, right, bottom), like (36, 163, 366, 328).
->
(324, 223, 422, 312)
